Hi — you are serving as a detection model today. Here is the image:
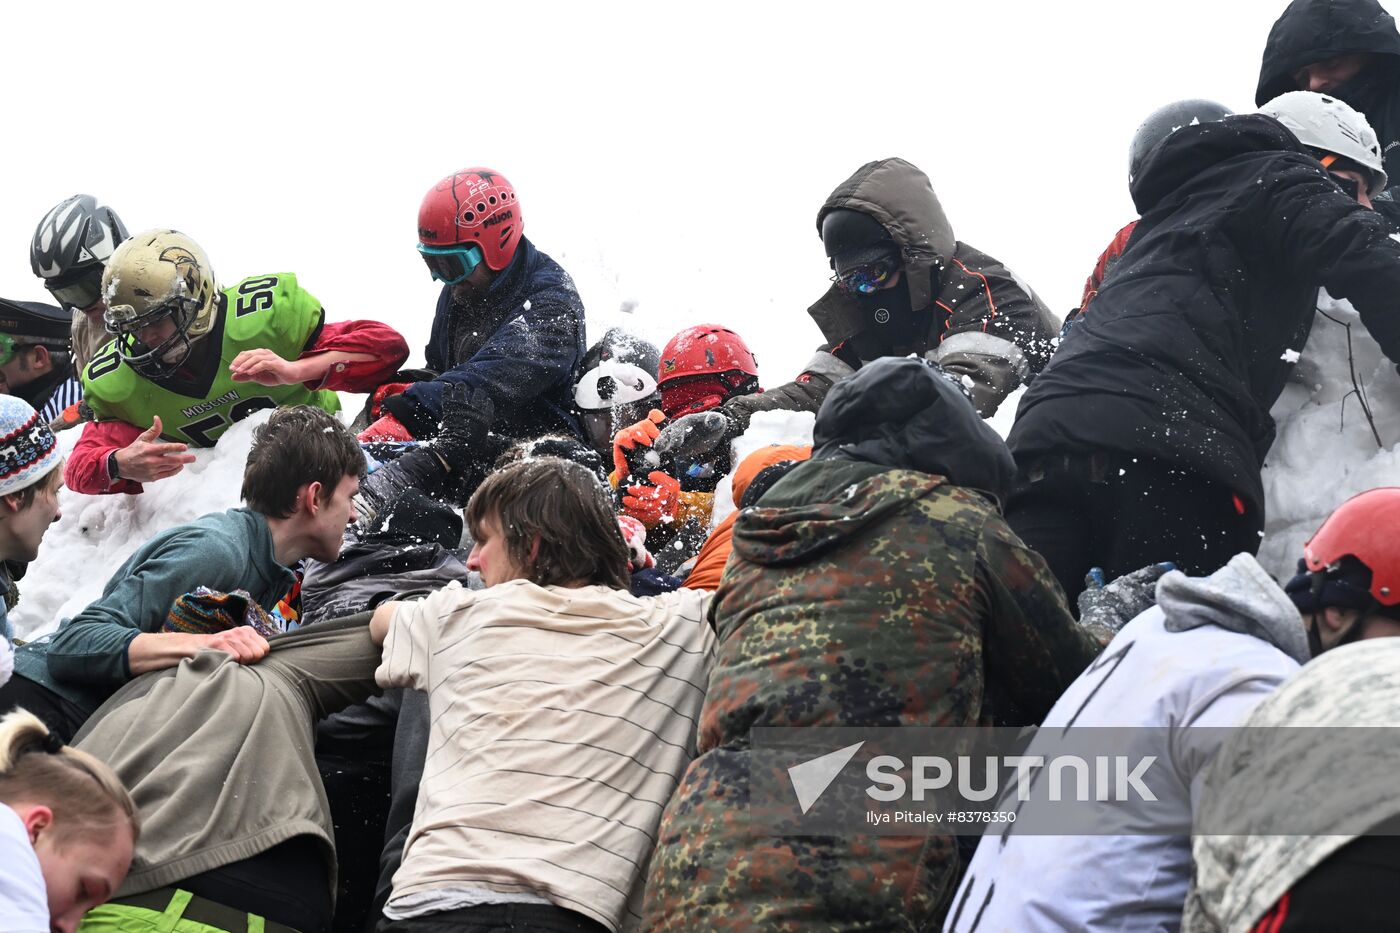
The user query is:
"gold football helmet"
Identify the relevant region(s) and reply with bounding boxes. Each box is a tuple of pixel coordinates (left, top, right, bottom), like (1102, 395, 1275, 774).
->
(101, 229, 219, 377)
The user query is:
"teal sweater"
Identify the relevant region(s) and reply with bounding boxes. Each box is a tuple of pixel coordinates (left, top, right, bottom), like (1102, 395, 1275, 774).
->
(13, 508, 296, 716)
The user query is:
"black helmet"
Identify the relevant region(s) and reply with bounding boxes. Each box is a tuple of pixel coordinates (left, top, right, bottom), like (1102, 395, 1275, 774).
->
(820, 208, 896, 267)
(30, 195, 130, 312)
(573, 328, 663, 459)
(578, 327, 661, 386)
(31, 194, 130, 280)
(1128, 99, 1234, 183)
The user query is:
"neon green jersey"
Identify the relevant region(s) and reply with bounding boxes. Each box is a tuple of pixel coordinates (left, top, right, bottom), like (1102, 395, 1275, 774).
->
(82, 272, 342, 447)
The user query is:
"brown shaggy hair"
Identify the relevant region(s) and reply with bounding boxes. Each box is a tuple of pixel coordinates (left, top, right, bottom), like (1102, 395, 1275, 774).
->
(466, 457, 630, 590)
(241, 406, 365, 518)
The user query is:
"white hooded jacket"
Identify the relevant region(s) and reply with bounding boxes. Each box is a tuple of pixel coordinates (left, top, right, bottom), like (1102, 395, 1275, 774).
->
(945, 553, 1306, 933)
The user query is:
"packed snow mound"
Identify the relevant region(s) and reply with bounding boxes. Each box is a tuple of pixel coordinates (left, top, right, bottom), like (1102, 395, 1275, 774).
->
(10, 411, 273, 640)
(709, 409, 816, 528)
(1258, 289, 1400, 583)
(988, 385, 1026, 440)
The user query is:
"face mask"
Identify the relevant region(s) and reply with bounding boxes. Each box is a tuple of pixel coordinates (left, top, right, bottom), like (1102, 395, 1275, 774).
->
(851, 279, 912, 324)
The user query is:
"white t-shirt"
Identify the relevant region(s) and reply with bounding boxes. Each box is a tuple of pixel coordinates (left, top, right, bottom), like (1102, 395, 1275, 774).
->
(0, 803, 49, 933)
(378, 580, 715, 931)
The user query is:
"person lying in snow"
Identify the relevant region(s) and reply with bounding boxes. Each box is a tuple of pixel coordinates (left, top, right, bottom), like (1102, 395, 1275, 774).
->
(65, 228, 407, 496)
(0, 406, 365, 741)
(359, 167, 586, 448)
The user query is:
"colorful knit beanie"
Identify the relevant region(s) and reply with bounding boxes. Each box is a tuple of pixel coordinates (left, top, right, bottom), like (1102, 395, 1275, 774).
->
(0, 395, 59, 497)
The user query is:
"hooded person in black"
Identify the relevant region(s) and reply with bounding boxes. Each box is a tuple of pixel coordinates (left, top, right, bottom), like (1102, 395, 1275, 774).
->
(1257, 0, 1400, 225)
(652, 158, 1059, 468)
(1006, 101, 1400, 608)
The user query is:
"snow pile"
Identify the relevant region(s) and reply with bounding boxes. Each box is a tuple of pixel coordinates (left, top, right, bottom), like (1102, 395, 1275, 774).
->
(709, 409, 816, 528)
(1257, 290, 1400, 582)
(707, 384, 1022, 530)
(10, 411, 273, 640)
(987, 385, 1026, 441)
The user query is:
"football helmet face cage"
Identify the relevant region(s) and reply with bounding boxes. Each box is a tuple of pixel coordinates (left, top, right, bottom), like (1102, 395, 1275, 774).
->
(101, 229, 218, 379)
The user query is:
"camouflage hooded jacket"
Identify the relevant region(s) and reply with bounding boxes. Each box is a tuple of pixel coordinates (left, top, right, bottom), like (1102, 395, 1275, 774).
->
(641, 456, 1100, 931)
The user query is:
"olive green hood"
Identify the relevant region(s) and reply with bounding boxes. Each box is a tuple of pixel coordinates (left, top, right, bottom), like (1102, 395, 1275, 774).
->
(809, 157, 956, 345)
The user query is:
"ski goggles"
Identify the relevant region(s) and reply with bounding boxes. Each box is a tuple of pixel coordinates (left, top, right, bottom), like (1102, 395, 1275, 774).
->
(418, 242, 485, 285)
(45, 266, 105, 311)
(830, 256, 899, 294)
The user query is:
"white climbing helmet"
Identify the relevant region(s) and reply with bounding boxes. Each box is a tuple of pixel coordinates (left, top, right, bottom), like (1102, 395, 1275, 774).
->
(1260, 90, 1388, 197)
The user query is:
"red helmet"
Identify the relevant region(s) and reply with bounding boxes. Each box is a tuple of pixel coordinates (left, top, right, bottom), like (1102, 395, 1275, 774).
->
(417, 168, 523, 271)
(658, 324, 759, 388)
(1305, 487, 1400, 605)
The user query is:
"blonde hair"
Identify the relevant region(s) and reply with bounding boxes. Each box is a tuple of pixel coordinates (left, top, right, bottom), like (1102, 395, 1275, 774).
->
(0, 709, 139, 846)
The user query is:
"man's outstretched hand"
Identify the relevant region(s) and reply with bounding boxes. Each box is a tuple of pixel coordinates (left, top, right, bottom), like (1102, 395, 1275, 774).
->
(229, 348, 306, 386)
(113, 416, 197, 484)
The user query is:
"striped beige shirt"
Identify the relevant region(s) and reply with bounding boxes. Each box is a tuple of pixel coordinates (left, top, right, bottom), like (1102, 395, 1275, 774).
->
(377, 580, 715, 931)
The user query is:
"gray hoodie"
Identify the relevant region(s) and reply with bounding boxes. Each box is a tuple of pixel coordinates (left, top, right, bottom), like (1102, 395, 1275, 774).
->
(947, 554, 1302, 933)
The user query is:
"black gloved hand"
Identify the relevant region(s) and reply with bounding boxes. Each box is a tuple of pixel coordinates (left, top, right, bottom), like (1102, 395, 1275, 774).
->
(432, 384, 495, 471)
(653, 410, 733, 463)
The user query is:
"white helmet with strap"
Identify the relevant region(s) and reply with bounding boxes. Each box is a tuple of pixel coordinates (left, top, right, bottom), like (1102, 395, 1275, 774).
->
(1260, 90, 1388, 197)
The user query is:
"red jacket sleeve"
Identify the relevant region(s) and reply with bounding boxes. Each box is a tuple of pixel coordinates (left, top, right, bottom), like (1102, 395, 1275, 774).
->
(65, 419, 146, 496)
(1075, 220, 1139, 317)
(302, 319, 409, 392)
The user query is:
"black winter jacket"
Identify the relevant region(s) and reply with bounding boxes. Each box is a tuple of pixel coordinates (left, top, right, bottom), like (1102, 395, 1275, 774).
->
(1257, 0, 1400, 220)
(393, 237, 586, 441)
(1008, 114, 1400, 517)
(722, 158, 1059, 428)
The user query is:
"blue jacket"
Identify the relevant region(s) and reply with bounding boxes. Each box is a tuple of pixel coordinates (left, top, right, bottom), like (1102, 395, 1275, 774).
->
(397, 237, 586, 441)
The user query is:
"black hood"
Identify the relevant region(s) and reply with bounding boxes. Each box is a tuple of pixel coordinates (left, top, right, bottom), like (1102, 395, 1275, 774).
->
(1130, 114, 1309, 214)
(1257, 0, 1400, 105)
(811, 356, 1015, 506)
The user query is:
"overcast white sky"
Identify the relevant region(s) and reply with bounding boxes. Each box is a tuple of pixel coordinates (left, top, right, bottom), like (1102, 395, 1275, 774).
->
(0, 0, 1292, 380)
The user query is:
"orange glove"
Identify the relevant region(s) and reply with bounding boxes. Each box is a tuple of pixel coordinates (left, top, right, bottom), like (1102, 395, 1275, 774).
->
(368, 381, 414, 420)
(611, 409, 666, 481)
(358, 413, 415, 443)
(50, 402, 89, 432)
(622, 470, 682, 528)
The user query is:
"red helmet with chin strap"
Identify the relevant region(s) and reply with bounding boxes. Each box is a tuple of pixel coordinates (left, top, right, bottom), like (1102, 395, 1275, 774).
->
(417, 168, 522, 271)
(659, 324, 759, 388)
(1305, 487, 1400, 605)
